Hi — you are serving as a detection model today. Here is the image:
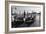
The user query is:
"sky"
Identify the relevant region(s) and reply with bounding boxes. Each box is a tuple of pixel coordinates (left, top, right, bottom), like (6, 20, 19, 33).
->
(11, 6, 41, 14)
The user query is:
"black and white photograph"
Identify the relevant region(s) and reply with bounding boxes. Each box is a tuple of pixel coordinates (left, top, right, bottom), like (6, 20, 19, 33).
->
(11, 6, 41, 28)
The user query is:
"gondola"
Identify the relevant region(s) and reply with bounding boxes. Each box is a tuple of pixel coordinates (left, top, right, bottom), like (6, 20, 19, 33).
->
(12, 11, 36, 27)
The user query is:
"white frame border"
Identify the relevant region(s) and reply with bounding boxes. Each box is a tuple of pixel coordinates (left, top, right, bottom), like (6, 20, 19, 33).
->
(9, 3, 43, 32)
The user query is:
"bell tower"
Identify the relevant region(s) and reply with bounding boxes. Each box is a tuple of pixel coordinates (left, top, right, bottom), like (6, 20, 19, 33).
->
(24, 10, 25, 18)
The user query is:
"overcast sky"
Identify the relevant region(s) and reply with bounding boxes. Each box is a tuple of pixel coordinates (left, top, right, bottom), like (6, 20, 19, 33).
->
(11, 6, 41, 14)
